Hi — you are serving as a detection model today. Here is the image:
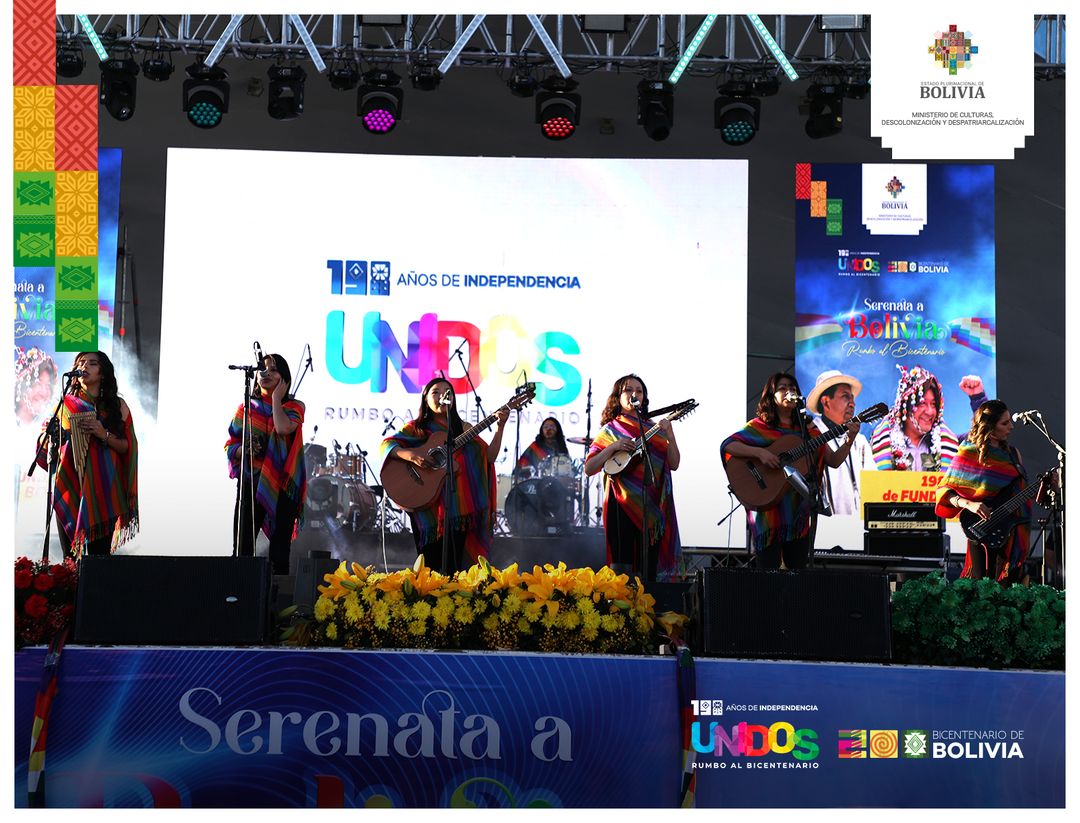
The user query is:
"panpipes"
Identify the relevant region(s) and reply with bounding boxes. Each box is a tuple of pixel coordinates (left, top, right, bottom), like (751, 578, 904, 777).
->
(65, 411, 97, 478)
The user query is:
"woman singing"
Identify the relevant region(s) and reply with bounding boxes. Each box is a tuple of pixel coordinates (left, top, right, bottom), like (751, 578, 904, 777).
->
(226, 353, 307, 575)
(382, 377, 508, 573)
(722, 372, 858, 570)
(936, 400, 1036, 583)
(584, 374, 681, 581)
(48, 350, 138, 557)
(516, 416, 570, 478)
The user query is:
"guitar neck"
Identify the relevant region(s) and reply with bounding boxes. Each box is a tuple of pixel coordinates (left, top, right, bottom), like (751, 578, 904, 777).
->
(452, 406, 508, 451)
(634, 406, 693, 446)
(984, 475, 1043, 529)
(783, 419, 846, 463)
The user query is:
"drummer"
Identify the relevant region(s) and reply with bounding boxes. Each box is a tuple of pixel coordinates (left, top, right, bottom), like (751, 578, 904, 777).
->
(515, 416, 570, 480)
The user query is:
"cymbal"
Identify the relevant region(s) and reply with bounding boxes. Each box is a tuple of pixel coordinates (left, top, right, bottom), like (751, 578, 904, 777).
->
(566, 436, 591, 446)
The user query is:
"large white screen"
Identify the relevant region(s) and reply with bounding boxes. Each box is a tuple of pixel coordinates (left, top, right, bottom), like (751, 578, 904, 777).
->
(152, 149, 747, 553)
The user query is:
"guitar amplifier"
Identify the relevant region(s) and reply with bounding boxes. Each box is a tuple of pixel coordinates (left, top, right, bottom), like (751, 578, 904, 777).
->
(864, 502, 943, 532)
(863, 531, 947, 560)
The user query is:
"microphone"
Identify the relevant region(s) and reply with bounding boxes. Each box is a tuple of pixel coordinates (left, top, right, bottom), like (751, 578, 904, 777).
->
(332, 439, 341, 452)
(63, 369, 87, 378)
(305, 342, 314, 374)
(382, 416, 397, 436)
(440, 389, 453, 406)
(630, 398, 642, 408)
(254, 341, 265, 367)
(1012, 409, 1041, 423)
(783, 465, 811, 499)
(784, 391, 806, 404)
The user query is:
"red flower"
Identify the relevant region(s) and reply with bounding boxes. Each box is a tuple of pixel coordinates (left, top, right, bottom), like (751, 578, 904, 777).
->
(15, 569, 33, 589)
(24, 594, 49, 619)
(15, 556, 34, 572)
(33, 573, 55, 592)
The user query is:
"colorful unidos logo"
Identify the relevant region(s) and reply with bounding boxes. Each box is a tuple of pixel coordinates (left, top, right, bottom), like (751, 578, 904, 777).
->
(930, 25, 978, 75)
(885, 176, 905, 199)
(691, 721, 819, 760)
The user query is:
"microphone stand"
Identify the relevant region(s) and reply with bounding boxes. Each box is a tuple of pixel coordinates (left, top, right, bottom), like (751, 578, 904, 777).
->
(28, 373, 81, 561)
(441, 399, 459, 574)
(452, 339, 487, 424)
(292, 343, 313, 398)
(227, 363, 260, 559)
(794, 400, 819, 569)
(582, 379, 594, 528)
(632, 402, 656, 582)
(1027, 414, 1066, 586)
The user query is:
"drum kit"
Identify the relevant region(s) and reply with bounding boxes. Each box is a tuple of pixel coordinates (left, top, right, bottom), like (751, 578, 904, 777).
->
(500, 436, 600, 537)
(303, 441, 399, 534)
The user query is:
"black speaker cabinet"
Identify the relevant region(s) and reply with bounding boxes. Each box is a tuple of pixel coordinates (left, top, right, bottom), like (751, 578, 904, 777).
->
(864, 531, 946, 559)
(75, 556, 271, 645)
(700, 567, 892, 662)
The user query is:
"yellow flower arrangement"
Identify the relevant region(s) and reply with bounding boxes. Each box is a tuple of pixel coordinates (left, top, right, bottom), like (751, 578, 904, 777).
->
(300, 554, 683, 655)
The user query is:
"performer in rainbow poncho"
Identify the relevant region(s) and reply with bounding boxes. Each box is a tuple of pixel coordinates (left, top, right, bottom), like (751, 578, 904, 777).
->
(516, 416, 570, 478)
(47, 350, 139, 557)
(585, 374, 681, 582)
(226, 353, 307, 575)
(382, 377, 508, 573)
(936, 399, 1040, 583)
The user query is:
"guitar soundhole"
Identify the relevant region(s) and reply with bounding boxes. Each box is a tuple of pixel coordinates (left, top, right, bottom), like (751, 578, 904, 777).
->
(428, 449, 447, 470)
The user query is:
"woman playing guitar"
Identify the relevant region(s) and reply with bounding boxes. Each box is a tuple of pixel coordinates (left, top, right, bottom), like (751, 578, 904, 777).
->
(721, 372, 859, 570)
(381, 377, 508, 573)
(584, 374, 681, 582)
(935, 400, 1036, 583)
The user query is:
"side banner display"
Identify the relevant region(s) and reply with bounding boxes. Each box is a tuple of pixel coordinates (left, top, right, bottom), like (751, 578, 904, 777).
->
(794, 163, 996, 548)
(691, 659, 1064, 808)
(13, 648, 680, 808)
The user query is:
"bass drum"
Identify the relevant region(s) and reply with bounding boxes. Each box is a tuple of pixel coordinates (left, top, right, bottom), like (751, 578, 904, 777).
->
(306, 475, 377, 531)
(505, 477, 573, 537)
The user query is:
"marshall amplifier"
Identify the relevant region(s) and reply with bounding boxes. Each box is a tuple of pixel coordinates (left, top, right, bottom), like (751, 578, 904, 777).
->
(863, 531, 948, 561)
(864, 503, 944, 532)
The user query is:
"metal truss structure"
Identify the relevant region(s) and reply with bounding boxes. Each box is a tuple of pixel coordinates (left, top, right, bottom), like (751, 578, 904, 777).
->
(57, 13, 882, 82)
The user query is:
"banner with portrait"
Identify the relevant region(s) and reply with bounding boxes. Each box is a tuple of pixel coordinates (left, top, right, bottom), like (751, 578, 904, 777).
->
(794, 163, 996, 547)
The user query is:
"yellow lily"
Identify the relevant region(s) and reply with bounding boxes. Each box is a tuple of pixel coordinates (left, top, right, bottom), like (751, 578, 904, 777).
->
(318, 561, 362, 600)
(483, 562, 522, 594)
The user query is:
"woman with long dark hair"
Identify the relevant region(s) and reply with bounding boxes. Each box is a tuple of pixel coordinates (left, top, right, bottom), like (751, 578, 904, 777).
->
(722, 372, 858, 570)
(48, 350, 138, 557)
(225, 353, 307, 575)
(516, 416, 570, 477)
(381, 377, 508, 573)
(936, 400, 1036, 582)
(584, 374, 681, 581)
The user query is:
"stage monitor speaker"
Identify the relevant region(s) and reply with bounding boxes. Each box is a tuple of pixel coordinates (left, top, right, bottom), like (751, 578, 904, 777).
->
(75, 556, 271, 645)
(700, 567, 891, 662)
(294, 553, 341, 613)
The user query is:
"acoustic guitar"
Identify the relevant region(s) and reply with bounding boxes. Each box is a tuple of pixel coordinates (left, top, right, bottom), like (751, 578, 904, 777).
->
(602, 399, 699, 475)
(381, 384, 536, 511)
(724, 403, 888, 511)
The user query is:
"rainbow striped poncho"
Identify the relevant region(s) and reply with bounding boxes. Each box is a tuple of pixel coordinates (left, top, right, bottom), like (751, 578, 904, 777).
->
(381, 417, 495, 562)
(225, 394, 307, 538)
(936, 442, 1031, 581)
(721, 417, 826, 553)
(587, 414, 681, 580)
(516, 440, 561, 473)
(52, 391, 139, 555)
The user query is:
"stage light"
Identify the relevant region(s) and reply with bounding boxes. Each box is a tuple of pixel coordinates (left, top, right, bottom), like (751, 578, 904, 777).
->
(535, 77, 580, 140)
(843, 69, 871, 100)
(142, 48, 174, 82)
(328, 56, 359, 91)
(409, 57, 442, 92)
(99, 57, 139, 121)
(752, 75, 780, 97)
(714, 80, 760, 146)
(183, 61, 230, 129)
(357, 69, 403, 134)
(637, 79, 674, 142)
(804, 80, 844, 138)
(57, 43, 86, 78)
(817, 15, 867, 33)
(506, 59, 537, 97)
(267, 64, 306, 120)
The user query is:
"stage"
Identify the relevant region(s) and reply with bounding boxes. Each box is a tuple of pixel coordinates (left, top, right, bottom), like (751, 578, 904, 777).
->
(13, 645, 1064, 808)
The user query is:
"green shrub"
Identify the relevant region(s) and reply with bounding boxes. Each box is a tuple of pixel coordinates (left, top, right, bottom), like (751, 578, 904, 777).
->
(890, 573, 1064, 670)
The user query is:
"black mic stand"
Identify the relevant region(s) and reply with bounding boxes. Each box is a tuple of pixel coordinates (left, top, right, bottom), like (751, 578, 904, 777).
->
(1028, 414, 1066, 587)
(292, 342, 313, 397)
(632, 402, 656, 582)
(794, 400, 820, 569)
(28, 373, 81, 561)
(582, 378, 595, 528)
(441, 396, 460, 574)
(227, 362, 260, 559)
(451, 339, 487, 424)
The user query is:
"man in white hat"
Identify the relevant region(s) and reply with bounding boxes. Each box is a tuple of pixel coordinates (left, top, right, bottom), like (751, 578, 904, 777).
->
(806, 370, 874, 516)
